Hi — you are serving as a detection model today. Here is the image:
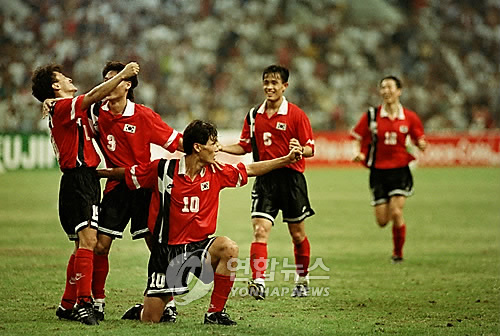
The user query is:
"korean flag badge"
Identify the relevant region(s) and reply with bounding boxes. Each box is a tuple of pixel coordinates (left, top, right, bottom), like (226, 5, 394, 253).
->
(276, 122, 287, 131)
(124, 124, 136, 134)
(201, 181, 210, 191)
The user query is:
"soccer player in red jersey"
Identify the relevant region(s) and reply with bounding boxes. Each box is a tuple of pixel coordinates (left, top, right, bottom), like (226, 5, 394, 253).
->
(31, 62, 140, 325)
(221, 65, 315, 299)
(99, 120, 302, 325)
(351, 75, 427, 263)
(88, 61, 182, 321)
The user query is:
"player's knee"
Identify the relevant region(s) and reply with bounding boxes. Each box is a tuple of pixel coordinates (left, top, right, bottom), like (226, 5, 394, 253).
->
(225, 240, 239, 259)
(94, 240, 111, 255)
(79, 236, 97, 250)
(141, 311, 162, 323)
(376, 218, 389, 227)
(390, 208, 403, 222)
(290, 231, 305, 244)
(219, 237, 239, 259)
(253, 226, 270, 242)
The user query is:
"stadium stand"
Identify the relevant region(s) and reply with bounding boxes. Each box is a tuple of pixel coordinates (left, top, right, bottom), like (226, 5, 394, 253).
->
(0, 0, 498, 132)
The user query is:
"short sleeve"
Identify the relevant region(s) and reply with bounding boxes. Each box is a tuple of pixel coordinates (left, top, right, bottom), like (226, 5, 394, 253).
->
(219, 162, 248, 189)
(125, 159, 160, 190)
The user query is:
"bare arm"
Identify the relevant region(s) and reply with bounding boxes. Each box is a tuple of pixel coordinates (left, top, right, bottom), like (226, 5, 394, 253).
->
(96, 168, 126, 180)
(352, 139, 365, 162)
(81, 62, 140, 111)
(220, 143, 246, 155)
(245, 147, 302, 177)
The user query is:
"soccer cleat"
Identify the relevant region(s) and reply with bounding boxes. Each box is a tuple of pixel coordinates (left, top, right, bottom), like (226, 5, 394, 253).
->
(248, 279, 265, 300)
(292, 275, 309, 297)
(391, 256, 404, 264)
(56, 305, 79, 321)
(75, 300, 99, 325)
(160, 305, 177, 323)
(204, 309, 237, 325)
(121, 304, 143, 320)
(93, 299, 105, 321)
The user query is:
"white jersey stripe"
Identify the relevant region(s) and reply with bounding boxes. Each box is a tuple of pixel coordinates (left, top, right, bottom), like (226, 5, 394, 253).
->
(163, 130, 180, 149)
(70, 97, 77, 120)
(130, 165, 141, 189)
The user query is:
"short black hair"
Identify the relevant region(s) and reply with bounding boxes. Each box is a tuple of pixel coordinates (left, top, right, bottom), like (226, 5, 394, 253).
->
(183, 120, 218, 155)
(380, 75, 402, 89)
(263, 65, 289, 83)
(31, 64, 63, 102)
(102, 61, 138, 101)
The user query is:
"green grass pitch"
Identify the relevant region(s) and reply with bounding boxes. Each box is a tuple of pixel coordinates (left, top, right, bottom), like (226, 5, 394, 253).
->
(0, 167, 498, 335)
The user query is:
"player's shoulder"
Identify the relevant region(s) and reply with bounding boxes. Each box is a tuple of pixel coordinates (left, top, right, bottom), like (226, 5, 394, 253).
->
(129, 103, 148, 115)
(213, 162, 245, 175)
(287, 101, 304, 114)
(133, 103, 157, 114)
(55, 95, 81, 107)
(133, 103, 163, 120)
(402, 106, 420, 120)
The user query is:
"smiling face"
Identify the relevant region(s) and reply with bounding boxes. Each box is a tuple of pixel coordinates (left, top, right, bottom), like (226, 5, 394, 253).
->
(262, 72, 288, 103)
(379, 78, 401, 105)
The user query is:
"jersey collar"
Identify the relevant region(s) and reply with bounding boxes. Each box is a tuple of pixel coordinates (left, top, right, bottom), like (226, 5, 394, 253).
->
(380, 103, 405, 120)
(257, 96, 289, 115)
(101, 99, 135, 117)
(177, 156, 206, 178)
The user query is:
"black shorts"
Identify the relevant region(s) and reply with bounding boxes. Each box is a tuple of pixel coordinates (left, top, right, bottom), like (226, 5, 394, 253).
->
(369, 166, 414, 206)
(98, 181, 152, 239)
(251, 168, 315, 224)
(145, 237, 217, 297)
(59, 167, 100, 241)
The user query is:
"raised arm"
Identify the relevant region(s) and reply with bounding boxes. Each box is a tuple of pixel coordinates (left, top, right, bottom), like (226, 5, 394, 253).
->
(81, 62, 140, 111)
(245, 147, 302, 177)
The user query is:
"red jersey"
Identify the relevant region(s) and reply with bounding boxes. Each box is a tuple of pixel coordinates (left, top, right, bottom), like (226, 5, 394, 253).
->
(350, 104, 425, 169)
(238, 97, 314, 173)
(48, 95, 100, 170)
(90, 100, 181, 193)
(125, 157, 248, 245)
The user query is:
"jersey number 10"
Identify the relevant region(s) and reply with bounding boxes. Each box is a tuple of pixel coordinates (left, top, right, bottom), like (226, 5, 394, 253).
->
(182, 196, 200, 213)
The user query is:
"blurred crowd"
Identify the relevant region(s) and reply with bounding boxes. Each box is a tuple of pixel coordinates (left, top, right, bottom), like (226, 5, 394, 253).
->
(1, 0, 499, 133)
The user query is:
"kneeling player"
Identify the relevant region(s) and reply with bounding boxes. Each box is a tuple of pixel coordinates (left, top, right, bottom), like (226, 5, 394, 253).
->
(99, 120, 302, 325)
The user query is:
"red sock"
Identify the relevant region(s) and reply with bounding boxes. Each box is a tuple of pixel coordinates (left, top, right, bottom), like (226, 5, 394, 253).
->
(74, 248, 94, 302)
(250, 242, 267, 280)
(392, 224, 406, 258)
(208, 273, 234, 313)
(61, 254, 76, 310)
(294, 236, 310, 277)
(92, 254, 109, 300)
